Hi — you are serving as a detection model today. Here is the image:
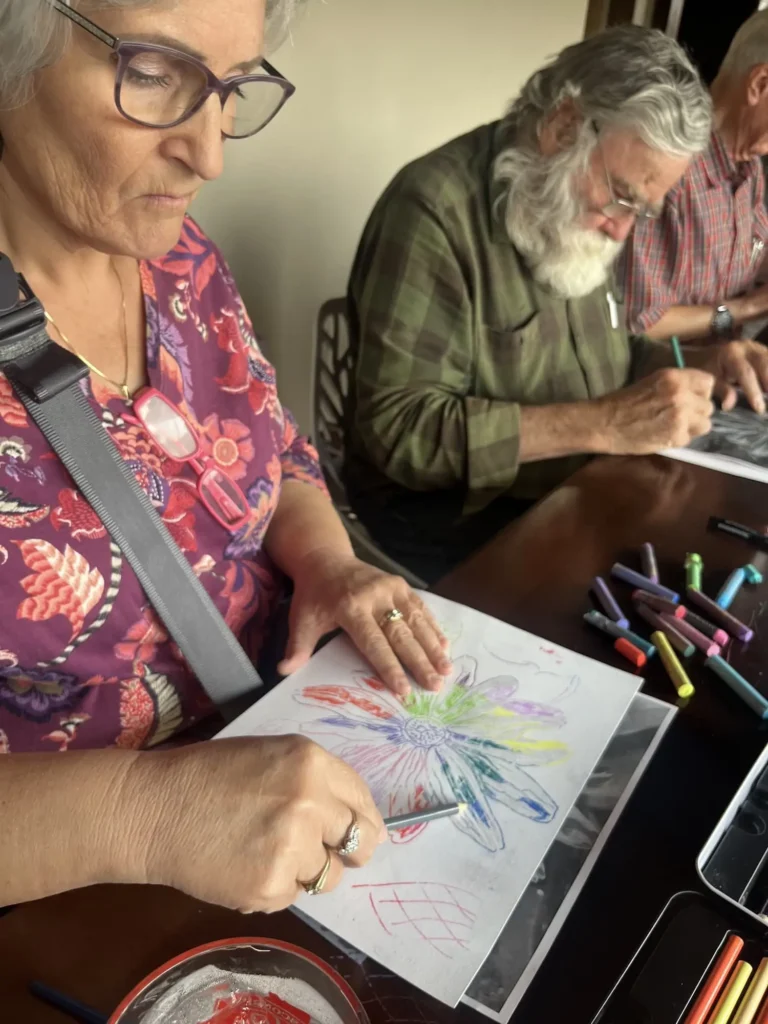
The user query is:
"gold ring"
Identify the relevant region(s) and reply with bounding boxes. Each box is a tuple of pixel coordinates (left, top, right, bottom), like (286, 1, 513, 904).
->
(380, 608, 405, 629)
(301, 849, 333, 896)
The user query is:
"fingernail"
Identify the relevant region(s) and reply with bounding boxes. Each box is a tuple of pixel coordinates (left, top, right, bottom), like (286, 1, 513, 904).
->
(440, 659, 453, 674)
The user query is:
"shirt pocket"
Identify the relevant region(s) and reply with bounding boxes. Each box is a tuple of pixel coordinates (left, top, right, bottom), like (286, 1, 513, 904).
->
(478, 306, 573, 405)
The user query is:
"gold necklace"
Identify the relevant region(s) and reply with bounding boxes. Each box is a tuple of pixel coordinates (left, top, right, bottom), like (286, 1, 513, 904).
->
(44, 262, 132, 401)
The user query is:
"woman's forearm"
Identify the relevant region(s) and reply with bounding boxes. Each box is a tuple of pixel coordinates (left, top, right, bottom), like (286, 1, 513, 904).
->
(265, 480, 354, 580)
(0, 749, 152, 903)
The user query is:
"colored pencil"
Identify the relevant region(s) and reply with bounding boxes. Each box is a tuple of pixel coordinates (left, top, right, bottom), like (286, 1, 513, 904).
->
(683, 934, 744, 1024)
(671, 335, 685, 369)
(384, 803, 463, 830)
(733, 958, 768, 1024)
(708, 961, 753, 1024)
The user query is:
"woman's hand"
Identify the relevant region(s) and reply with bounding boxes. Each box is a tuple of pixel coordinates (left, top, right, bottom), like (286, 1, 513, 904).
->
(130, 736, 386, 913)
(278, 550, 452, 696)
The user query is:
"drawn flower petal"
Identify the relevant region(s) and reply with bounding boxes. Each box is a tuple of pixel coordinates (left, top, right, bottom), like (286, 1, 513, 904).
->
(295, 681, 403, 725)
(460, 740, 559, 824)
(449, 654, 478, 690)
(435, 743, 505, 852)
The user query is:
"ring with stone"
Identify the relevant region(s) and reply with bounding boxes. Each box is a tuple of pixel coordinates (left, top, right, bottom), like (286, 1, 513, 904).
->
(301, 849, 332, 896)
(380, 607, 405, 629)
(336, 812, 361, 857)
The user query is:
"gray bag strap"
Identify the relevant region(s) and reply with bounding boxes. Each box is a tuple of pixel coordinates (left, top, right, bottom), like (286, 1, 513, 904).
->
(0, 254, 262, 714)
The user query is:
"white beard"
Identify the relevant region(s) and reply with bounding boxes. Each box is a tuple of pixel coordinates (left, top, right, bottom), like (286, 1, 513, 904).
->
(510, 222, 624, 299)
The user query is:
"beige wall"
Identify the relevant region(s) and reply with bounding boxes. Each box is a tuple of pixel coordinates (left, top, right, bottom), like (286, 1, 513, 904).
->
(192, 0, 589, 431)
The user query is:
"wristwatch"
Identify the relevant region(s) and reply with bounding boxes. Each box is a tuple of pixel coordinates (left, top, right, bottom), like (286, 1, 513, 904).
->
(711, 304, 735, 339)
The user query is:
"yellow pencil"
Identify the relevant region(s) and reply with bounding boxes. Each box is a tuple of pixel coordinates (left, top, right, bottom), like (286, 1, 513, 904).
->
(652, 631, 696, 699)
(708, 961, 753, 1024)
(733, 959, 768, 1024)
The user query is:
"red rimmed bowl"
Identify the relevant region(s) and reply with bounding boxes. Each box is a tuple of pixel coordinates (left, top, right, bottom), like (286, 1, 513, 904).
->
(108, 937, 370, 1024)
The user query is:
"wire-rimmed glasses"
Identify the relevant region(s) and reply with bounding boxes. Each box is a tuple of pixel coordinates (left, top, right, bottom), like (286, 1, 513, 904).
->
(592, 121, 661, 222)
(51, 0, 295, 139)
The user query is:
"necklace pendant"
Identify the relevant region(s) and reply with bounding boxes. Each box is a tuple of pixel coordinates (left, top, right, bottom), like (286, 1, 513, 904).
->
(119, 384, 132, 401)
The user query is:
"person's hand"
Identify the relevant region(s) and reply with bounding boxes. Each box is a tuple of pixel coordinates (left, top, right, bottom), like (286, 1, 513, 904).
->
(278, 550, 452, 696)
(131, 736, 387, 913)
(593, 368, 715, 454)
(691, 340, 768, 415)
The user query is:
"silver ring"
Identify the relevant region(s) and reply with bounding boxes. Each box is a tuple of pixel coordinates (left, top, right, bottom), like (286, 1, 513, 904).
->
(380, 608, 404, 628)
(301, 849, 332, 896)
(337, 813, 361, 857)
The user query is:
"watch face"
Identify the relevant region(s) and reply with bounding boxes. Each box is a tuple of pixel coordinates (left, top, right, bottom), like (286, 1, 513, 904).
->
(712, 305, 734, 337)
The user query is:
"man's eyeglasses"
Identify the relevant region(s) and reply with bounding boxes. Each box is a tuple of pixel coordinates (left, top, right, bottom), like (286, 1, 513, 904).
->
(592, 123, 660, 222)
(51, 1, 295, 139)
(128, 389, 250, 531)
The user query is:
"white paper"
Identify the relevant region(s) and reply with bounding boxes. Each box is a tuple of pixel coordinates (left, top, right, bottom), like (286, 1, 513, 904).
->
(664, 405, 768, 485)
(218, 593, 642, 1007)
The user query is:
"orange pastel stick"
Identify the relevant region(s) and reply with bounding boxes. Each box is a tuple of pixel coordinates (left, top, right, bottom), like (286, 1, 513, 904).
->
(756, 993, 768, 1024)
(683, 934, 745, 1024)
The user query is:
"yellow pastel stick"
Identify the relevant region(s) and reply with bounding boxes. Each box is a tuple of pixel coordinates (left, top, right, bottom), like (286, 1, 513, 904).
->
(652, 631, 695, 699)
(708, 961, 753, 1024)
(733, 958, 768, 1024)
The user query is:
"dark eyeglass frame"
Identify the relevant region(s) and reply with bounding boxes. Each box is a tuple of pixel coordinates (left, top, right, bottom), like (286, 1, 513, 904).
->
(50, 0, 296, 138)
(591, 120, 660, 222)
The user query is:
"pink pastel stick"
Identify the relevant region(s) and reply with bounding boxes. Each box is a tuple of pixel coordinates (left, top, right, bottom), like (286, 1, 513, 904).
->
(661, 614, 720, 658)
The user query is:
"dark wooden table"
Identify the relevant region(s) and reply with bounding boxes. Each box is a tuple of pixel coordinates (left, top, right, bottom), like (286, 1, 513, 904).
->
(3, 455, 768, 1024)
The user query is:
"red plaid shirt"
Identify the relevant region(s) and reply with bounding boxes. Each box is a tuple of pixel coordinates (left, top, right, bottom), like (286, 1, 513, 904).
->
(623, 131, 768, 333)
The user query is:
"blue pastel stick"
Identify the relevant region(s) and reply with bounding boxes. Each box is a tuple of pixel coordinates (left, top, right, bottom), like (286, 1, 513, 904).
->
(584, 610, 656, 658)
(744, 564, 764, 585)
(611, 564, 680, 603)
(592, 576, 629, 628)
(717, 568, 747, 610)
(705, 656, 768, 719)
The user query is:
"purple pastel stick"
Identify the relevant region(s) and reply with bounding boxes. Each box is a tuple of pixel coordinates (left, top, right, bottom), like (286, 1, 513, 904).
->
(634, 604, 695, 657)
(633, 590, 685, 618)
(611, 564, 680, 603)
(660, 613, 720, 658)
(641, 543, 659, 582)
(592, 576, 629, 628)
(685, 588, 754, 643)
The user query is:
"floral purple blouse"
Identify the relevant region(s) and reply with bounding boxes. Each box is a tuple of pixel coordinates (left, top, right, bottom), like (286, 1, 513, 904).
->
(0, 218, 327, 754)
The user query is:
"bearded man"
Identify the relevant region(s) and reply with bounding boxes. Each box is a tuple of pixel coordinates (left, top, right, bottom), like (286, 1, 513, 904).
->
(343, 26, 768, 583)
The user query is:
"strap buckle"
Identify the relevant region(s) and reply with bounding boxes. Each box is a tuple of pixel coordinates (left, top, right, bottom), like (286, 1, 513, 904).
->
(0, 251, 88, 399)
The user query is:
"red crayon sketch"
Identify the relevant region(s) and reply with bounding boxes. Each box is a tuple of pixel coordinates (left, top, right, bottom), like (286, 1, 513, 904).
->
(352, 881, 479, 958)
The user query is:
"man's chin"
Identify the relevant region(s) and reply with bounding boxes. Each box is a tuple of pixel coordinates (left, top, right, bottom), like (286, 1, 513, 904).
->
(530, 256, 613, 299)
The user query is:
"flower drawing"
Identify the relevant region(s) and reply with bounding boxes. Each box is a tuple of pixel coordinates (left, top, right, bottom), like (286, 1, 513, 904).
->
(295, 656, 572, 853)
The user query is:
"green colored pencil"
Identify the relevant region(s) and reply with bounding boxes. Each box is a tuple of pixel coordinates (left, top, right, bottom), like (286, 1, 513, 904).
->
(671, 335, 685, 369)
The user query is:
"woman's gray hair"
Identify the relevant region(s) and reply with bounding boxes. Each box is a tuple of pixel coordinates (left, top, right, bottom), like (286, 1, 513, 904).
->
(505, 25, 711, 159)
(0, 0, 307, 109)
(720, 10, 768, 77)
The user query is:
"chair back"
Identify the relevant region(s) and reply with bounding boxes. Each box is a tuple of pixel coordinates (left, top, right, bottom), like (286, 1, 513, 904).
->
(313, 297, 354, 504)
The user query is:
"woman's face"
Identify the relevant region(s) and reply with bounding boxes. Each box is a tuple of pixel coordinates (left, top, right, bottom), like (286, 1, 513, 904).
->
(0, 0, 266, 259)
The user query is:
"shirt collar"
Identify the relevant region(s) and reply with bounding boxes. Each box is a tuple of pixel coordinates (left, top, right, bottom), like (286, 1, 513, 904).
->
(703, 130, 745, 187)
(489, 119, 518, 245)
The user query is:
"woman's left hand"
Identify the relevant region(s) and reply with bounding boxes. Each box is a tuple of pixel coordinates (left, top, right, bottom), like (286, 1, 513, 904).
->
(277, 551, 452, 696)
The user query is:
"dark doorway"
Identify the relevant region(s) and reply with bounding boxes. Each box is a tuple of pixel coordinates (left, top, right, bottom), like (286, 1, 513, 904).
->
(676, 1, 759, 83)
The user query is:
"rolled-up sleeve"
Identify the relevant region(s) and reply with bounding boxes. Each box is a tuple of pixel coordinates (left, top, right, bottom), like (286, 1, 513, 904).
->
(352, 190, 521, 496)
(623, 205, 683, 334)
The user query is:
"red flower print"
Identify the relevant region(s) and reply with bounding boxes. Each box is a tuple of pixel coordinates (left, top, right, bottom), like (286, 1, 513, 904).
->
(201, 414, 255, 481)
(115, 608, 168, 664)
(139, 260, 157, 302)
(0, 374, 28, 428)
(109, 424, 166, 474)
(115, 676, 155, 749)
(14, 539, 104, 640)
(163, 480, 197, 553)
(51, 489, 107, 540)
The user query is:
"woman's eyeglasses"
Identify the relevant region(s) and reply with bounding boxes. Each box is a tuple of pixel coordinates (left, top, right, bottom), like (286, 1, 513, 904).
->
(51, 1, 295, 139)
(129, 389, 250, 531)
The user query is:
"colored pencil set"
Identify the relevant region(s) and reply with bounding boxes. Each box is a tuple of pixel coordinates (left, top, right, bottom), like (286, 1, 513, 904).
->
(584, 542, 766, 716)
(684, 935, 768, 1024)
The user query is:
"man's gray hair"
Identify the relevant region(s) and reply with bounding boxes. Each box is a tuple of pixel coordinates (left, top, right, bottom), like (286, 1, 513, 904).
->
(0, 0, 307, 109)
(720, 10, 768, 77)
(506, 25, 712, 158)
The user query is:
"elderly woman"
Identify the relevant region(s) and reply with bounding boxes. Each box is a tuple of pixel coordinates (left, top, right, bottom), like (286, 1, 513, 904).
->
(0, 0, 452, 913)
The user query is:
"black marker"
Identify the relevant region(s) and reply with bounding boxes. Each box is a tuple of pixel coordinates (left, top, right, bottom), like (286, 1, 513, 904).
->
(709, 517, 768, 552)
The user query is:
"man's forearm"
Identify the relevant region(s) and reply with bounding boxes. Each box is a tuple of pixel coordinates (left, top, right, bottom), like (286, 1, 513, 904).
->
(518, 402, 608, 463)
(264, 480, 354, 580)
(643, 292, 768, 342)
(0, 749, 147, 903)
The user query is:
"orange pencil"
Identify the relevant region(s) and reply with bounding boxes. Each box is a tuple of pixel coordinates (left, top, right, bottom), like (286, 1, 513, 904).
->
(684, 935, 745, 1024)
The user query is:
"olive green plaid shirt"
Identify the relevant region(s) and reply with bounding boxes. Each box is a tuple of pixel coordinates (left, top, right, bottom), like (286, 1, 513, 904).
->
(347, 121, 661, 518)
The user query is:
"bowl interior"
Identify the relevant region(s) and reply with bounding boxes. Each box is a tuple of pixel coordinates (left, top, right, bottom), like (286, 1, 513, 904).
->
(110, 939, 369, 1024)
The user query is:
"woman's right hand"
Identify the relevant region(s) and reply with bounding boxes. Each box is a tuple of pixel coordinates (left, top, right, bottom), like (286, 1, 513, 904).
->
(126, 735, 386, 913)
